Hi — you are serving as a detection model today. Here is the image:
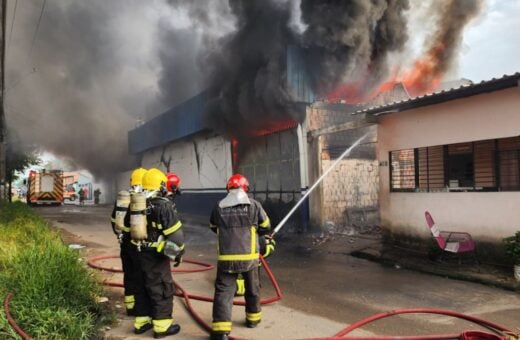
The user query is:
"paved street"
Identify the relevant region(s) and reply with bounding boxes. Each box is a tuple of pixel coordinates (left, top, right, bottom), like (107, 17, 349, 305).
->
(36, 205, 520, 339)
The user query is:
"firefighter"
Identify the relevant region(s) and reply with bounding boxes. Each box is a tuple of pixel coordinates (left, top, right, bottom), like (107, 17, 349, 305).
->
(130, 168, 185, 338)
(209, 174, 272, 340)
(165, 172, 181, 204)
(110, 167, 147, 316)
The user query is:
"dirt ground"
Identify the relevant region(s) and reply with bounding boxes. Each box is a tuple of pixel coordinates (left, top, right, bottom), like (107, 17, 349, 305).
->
(35, 204, 520, 339)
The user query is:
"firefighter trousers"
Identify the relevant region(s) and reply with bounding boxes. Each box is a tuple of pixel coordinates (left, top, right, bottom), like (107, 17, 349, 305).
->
(212, 266, 261, 333)
(120, 236, 139, 308)
(134, 250, 175, 320)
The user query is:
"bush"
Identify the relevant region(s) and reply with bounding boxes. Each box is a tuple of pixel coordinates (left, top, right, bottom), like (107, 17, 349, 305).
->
(503, 230, 520, 265)
(0, 202, 107, 339)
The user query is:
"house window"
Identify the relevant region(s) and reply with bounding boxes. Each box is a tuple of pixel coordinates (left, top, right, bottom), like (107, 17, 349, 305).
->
(498, 137, 520, 190)
(446, 143, 474, 188)
(389, 136, 519, 192)
(390, 149, 416, 191)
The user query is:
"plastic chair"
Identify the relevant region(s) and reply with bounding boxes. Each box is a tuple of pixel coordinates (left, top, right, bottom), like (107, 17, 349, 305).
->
(425, 211, 477, 263)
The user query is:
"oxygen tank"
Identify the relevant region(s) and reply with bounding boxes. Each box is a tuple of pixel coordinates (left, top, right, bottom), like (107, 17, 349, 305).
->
(114, 190, 130, 234)
(130, 192, 148, 241)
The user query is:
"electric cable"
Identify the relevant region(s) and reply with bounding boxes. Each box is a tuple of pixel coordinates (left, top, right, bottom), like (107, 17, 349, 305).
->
(29, 0, 46, 58)
(7, 0, 17, 50)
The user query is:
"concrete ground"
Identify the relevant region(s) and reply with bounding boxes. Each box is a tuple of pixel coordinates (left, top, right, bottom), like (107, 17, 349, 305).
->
(35, 204, 520, 340)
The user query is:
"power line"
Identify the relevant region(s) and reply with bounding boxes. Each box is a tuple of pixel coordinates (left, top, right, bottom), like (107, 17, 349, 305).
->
(29, 0, 46, 58)
(7, 0, 16, 50)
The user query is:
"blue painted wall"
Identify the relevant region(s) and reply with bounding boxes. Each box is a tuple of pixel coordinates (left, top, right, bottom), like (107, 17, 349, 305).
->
(128, 92, 208, 154)
(128, 47, 315, 155)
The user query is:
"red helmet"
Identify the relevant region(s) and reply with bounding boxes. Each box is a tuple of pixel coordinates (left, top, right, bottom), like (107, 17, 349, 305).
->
(227, 174, 249, 192)
(166, 173, 181, 192)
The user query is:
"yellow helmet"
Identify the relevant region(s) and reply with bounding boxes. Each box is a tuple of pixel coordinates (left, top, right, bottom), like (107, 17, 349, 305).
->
(142, 168, 167, 191)
(130, 168, 148, 186)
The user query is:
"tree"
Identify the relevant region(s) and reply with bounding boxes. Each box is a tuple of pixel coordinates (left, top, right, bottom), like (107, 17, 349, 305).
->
(5, 131, 40, 202)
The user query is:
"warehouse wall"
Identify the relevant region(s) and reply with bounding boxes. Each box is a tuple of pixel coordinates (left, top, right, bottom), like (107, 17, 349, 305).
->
(237, 128, 308, 233)
(141, 132, 232, 216)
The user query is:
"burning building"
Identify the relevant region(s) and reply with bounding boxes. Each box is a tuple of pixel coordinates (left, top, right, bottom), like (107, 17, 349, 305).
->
(124, 0, 486, 236)
(125, 45, 489, 237)
(126, 45, 382, 234)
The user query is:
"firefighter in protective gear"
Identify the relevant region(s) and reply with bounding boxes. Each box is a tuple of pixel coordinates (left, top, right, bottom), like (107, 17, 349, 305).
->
(209, 174, 271, 340)
(166, 172, 182, 204)
(110, 167, 147, 316)
(128, 168, 185, 338)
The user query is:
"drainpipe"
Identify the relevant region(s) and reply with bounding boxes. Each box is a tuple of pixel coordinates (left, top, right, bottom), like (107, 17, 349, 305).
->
(297, 121, 310, 232)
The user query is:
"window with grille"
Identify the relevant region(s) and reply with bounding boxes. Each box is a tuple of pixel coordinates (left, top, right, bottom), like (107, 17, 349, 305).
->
(389, 136, 520, 192)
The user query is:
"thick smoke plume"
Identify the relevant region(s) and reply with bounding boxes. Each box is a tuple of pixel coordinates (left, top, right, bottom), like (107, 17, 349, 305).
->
(157, 0, 483, 139)
(5, 0, 164, 179)
(203, 0, 300, 139)
(5, 0, 484, 180)
(401, 0, 483, 95)
(300, 0, 410, 97)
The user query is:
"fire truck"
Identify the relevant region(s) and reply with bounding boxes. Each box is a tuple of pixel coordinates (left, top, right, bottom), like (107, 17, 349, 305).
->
(26, 170, 64, 205)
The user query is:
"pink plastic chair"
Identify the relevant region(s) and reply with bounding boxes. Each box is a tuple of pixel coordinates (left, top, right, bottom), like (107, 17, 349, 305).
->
(425, 211, 477, 263)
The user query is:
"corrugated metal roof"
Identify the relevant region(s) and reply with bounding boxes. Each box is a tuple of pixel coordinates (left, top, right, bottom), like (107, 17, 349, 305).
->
(353, 72, 520, 116)
(128, 92, 208, 154)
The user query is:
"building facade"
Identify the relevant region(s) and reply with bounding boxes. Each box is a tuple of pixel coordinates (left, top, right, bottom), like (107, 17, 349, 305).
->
(358, 73, 520, 251)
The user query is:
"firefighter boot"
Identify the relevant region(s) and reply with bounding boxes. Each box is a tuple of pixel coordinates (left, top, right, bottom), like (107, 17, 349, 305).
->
(210, 332, 229, 340)
(134, 316, 153, 334)
(153, 321, 181, 339)
(246, 311, 261, 328)
(246, 320, 260, 328)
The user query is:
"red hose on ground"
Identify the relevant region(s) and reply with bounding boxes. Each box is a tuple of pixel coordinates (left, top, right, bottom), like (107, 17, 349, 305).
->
(306, 308, 515, 340)
(88, 254, 283, 306)
(87, 254, 214, 273)
(89, 254, 282, 339)
(88, 255, 516, 340)
(334, 308, 512, 337)
(3, 292, 33, 340)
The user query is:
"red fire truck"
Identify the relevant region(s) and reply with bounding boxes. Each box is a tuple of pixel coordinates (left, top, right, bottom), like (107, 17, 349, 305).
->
(26, 170, 64, 205)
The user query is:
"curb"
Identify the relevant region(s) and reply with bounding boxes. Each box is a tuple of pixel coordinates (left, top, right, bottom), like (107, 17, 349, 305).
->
(351, 250, 520, 293)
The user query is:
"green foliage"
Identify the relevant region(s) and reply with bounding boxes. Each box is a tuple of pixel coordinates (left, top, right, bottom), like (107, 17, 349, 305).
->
(503, 231, 520, 265)
(0, 203, 109, 339)
(5, 131, 41, 178)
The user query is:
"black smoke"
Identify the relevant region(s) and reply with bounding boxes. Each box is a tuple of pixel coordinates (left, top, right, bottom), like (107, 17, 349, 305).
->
(204, 0, 300, 138)
(300, 0, 410, 97)
(5, 0, 161, 179)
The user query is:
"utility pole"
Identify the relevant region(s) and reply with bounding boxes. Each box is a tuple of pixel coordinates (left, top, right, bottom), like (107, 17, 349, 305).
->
(0, 0, 6, 201)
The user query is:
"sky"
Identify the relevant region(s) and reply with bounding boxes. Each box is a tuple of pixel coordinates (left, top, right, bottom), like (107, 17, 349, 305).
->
(458, 0, 520, 82)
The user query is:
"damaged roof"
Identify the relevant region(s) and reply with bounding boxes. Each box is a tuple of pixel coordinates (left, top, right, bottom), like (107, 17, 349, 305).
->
(354, 72, 520, 116)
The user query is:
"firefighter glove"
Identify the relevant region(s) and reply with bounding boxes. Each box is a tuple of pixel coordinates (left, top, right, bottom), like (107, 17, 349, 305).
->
(173, 254, 183, 267)
(263, 237, 276, 258)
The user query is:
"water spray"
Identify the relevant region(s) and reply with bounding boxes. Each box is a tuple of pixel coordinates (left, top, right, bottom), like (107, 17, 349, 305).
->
(271, 132, 369, 237)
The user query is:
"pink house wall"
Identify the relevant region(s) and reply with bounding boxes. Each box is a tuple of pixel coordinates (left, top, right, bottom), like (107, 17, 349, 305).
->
(377, 87, 520, 241)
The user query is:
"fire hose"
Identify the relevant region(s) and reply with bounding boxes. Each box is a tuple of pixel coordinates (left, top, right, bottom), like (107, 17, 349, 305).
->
(85, 255, 516, 340)
(5, 254, 516, 339)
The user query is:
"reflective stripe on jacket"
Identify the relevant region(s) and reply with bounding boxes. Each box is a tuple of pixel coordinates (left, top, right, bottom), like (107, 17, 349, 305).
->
(210, 198, 271, 272)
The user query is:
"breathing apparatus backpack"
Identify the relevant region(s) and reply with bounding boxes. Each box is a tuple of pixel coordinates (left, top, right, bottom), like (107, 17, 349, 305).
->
(114, 191, 131, 235)
(129, 192, 148, 241)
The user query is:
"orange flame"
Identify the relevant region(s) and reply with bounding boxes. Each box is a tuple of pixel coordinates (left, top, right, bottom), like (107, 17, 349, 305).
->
(328, 43, 447, 104)
(248, 119, 298, 137)
(399, 43, 445, 96)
